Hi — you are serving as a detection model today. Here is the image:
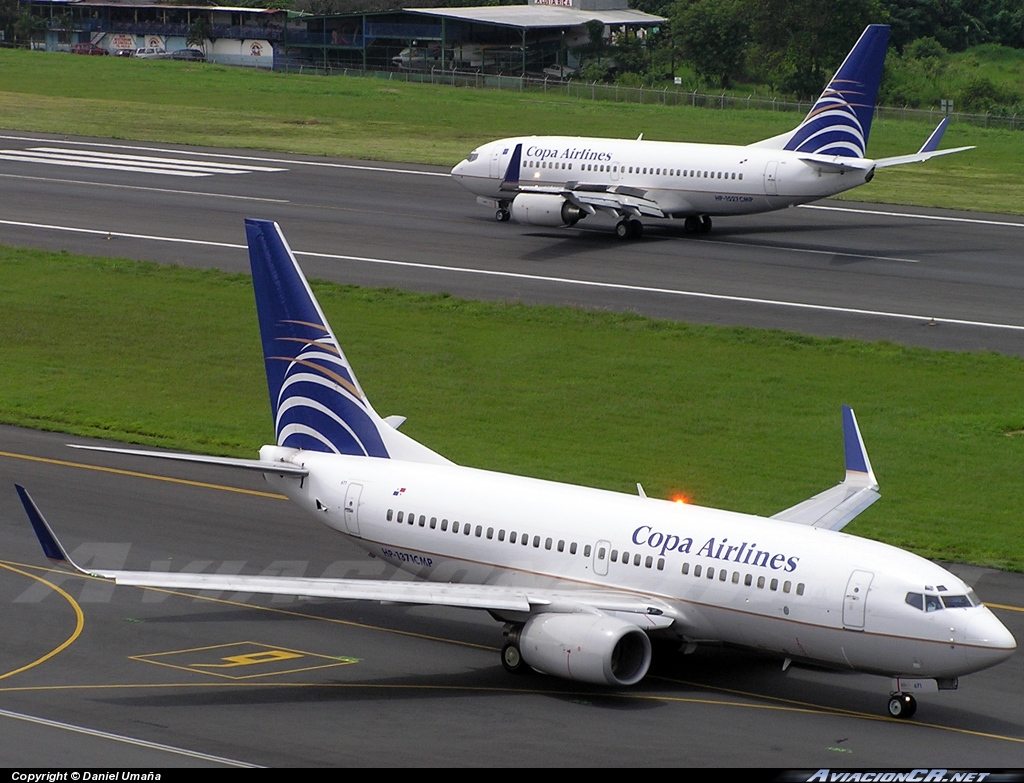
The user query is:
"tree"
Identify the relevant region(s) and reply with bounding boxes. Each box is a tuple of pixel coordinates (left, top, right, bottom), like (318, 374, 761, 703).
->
(671, 0, 748, 88)
(744, 0, 884, 98)
(187, 17, 212, 53)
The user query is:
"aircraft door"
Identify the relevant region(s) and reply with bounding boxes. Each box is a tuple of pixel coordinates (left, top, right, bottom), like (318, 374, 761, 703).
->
(594, 539, 610, 576)
(490, 147, 506, 178)
(843, 570, 874, 629)
(343, 482, 363, 537)
(764, 161, 779, 195)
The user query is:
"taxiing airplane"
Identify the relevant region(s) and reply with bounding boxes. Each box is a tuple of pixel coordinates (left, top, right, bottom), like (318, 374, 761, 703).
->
(18, 219, 1014, 719)
(450, 25, 972, 239)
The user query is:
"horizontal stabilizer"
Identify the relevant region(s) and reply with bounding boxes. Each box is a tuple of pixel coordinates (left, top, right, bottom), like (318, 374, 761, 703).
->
(67, 444, 309, 477)
(874, 118, 974, 169)
(772, 406, 879, 531)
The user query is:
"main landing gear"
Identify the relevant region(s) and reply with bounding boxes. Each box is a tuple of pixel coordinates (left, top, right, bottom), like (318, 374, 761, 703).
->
(495, 207, 511, 222)
(501, 624, 528, 674)
(684, 214, 712, 234)
(887, 692, 917, 719)
(615, 218, 644, 240)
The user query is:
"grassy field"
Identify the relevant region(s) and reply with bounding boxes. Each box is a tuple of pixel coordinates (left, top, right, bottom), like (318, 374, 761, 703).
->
(2, 245, 1023, 570)
(1, 49, 1022, 214)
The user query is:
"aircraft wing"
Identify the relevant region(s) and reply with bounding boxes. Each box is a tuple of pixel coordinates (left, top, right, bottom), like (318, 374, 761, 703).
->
(521, 182, 666, 219)
(771, 406, 879, 531)
(15, 485, 675, 629)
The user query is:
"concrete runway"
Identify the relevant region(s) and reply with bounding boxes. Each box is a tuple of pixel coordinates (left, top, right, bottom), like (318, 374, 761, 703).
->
(1, 133, 1023, 766)
(1, 131, 1023, 355)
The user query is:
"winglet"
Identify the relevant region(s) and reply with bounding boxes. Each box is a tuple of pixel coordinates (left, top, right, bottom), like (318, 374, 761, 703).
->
(770, 406, 879, 531)
(842, 404, 876, 485)
(919, 117, 949, 153)
(15, 485, 79, 570)
(500, 143, 522, 190)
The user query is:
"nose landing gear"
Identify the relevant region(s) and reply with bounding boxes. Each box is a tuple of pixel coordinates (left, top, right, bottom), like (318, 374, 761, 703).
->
(887, 692, 917, 719)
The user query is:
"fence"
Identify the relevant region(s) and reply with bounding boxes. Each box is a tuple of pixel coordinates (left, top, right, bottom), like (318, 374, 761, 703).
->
(273, 61, 1023, 132)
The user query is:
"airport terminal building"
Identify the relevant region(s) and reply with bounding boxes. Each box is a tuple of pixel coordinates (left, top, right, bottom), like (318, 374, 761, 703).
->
(26, 0, 663, 74)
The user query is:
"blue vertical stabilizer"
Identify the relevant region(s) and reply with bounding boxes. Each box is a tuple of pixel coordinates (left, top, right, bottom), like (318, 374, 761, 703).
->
(245, 219, 390, 457)
(783, 25, 890, 158)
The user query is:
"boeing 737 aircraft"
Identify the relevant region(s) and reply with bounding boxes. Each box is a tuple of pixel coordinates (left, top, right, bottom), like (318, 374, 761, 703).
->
(450, 25, 972, 238)
(17, 219, 1014, 719)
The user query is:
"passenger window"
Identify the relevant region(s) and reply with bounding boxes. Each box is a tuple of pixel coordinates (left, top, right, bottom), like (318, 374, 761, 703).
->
(441, 519, 448, 531)
(570, 542, 577, 555)
(419, 515, 426, 527)
(744, 574, 752, 586)
(509, 531, 517, 544)
(474, 525, 482, 537)
(584, 545, 592, 557)
(707, 567, 715, 580)
(757, 576, 765, 588)
(387, 509, 393, 521)
(498, 529, 505, 541)
(783, 581, 791, 593)
(545, 537, 552, 550)
(657, 558, 664, 571)
(732, 572, 739, 584)
(452, 520, 459, 533)
(719, 570, 727, 582)
(533, 535, 540, 548)
(796, 583, 805, 596)
(681, 562, 689, 575)
(694, 565, 702, 577)
(397, 511, 404, 523)
(645, 556, 653, 568)
(770, 578, 778, 591)
(633, 553, 641, 566)
(430, 517, 437, 529)
(486, 527, 493, 539)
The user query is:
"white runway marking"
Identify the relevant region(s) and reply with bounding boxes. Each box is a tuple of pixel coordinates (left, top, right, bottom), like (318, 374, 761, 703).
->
(0, 134, 449, 177)
(0, 146, 286, 178)
(0, 172, 289, 203)
(0, 707, 261, 767)
(4, 218, 1023, 333)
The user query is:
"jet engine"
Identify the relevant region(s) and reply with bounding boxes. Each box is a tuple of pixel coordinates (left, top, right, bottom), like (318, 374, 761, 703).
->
(510, 194, 585, 227)
(514, 613, 652, 686)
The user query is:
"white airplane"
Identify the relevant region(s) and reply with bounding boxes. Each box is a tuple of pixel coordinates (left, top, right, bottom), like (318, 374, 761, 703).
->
(17, 219, 1014, 719)
(450, 25, 973, 239)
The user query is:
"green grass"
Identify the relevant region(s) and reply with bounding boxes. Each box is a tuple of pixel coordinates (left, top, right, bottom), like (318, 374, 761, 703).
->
(1, 49, 1022, 213)
(3, 245, 1023, 570)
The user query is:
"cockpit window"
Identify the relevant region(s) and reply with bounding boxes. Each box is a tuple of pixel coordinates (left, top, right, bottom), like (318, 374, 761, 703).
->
(466, 152, 479, 162)
(941, 594, 972, 609)
(905, 592, 923, 610)
(907, 590, 977, 612)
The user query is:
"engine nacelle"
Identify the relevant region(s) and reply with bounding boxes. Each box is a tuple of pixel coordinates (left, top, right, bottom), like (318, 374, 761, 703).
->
(516, 613, 652, 686)
(510, 193, 585, 227)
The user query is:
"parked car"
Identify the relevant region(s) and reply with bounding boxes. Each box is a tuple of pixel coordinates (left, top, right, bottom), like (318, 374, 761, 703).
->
(71, 42, 108, 56)
(133, 47, 167, 59)
(170, 49, 206, 62)
(114, 48, 135, 57)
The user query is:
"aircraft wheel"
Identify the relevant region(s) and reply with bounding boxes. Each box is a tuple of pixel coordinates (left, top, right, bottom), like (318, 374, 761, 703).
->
(684, 216, 701, 233)
(615, 219, 631, 239)
(496, 208, 511, 222)
(699, 215, 713, 233)
(630, 220, 644, 239)
(887, 693, 917, 719)
(501, 642, 526, 674)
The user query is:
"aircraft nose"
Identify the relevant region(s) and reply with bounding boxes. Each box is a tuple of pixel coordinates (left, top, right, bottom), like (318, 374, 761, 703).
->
(451, 159, 466, 178)
(964, 610, 1016, 670)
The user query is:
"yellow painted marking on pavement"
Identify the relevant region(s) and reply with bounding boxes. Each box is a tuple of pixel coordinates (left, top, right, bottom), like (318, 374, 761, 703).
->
(0, 449, 287, 500)
(195, 650, 304, 668)
(131, 641, 356, 679)
(988, 602, 1024, 613)
(651, 673, 1024, 744)
(0, 563, 84, 681)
